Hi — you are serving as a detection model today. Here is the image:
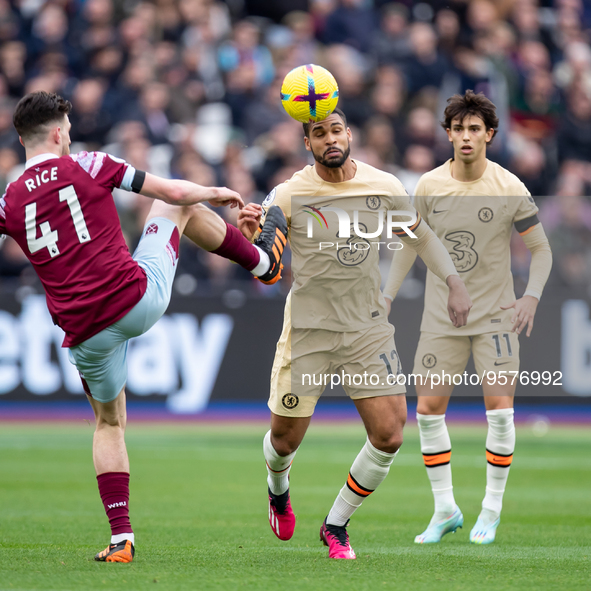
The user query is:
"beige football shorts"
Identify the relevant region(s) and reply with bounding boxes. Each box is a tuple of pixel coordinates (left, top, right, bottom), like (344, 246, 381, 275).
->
(412, 331, 520, 386)
(269, 321, 406, 418)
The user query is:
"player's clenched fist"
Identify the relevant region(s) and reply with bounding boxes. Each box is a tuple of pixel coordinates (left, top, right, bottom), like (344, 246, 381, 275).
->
(446, 275, 472, 327)
(238, 203, 263, 240)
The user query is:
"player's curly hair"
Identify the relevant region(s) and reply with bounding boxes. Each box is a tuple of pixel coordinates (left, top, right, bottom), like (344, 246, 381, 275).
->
(302, 107, 347, 138)
(441, 90, 499, 143)
(13, 91, 72, 144)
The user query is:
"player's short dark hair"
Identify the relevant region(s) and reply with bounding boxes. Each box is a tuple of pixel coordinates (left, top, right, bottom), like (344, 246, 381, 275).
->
(441, 90, 499, 142)
(13, 91, 72, 144)
(303, 107, 347, 138)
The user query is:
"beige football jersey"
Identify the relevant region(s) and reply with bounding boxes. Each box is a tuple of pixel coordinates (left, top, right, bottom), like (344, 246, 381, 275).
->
(415, 159, 539, 336)
(262, 160, 417, 332)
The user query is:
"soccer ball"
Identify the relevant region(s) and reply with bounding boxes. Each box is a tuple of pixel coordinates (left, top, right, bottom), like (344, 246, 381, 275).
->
(280, 64, 339, 123)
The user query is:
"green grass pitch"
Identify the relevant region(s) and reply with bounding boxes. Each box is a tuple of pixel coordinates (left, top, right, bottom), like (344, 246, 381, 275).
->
(0, 420, 589, 590)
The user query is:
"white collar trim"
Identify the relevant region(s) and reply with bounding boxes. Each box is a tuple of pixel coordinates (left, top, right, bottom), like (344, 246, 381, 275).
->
(25, 153, 60, 170)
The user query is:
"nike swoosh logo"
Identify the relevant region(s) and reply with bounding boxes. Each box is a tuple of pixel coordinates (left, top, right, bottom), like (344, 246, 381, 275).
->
(494, 361, 510, 366)
(433, 209, 447, 214)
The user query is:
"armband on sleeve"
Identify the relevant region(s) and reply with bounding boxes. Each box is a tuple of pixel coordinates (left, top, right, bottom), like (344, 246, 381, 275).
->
(514, 214, 539, 236)
(120, 166, 146, 193)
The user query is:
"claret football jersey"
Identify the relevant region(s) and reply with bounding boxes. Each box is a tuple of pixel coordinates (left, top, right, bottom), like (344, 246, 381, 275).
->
(414, 158, 539, 336)
(0, 151, 147, 347)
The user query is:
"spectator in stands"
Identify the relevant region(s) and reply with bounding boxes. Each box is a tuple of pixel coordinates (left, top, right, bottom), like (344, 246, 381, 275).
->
(70, 0, 117, 64)
(0, 0, 589, 292)
(363, 116, 398, 166)
(509, 137, 551, 197)
(396, 144, 435, 196)
(243, 76, 291, 145)
(0, 98, 19, 154)
(138, 81, 173, 145)
(404, 22, 448, 96)
(0, 41, 26, 97)
(435, 8, 460, 60)
(254, 119, 307, 192)
(322, 0, 378, 53)
(282, 10, 322, 67)
(371, 3, 412, 66)
(557, 84, 591, 164)
(0, 146, 19, 193)
(219, 19, 275, 127)
(69, 78, 113, 148)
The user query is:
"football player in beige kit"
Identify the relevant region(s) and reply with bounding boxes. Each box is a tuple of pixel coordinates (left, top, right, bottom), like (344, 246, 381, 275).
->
(384, 91, 553, 545)
(238, 108, 472, 558)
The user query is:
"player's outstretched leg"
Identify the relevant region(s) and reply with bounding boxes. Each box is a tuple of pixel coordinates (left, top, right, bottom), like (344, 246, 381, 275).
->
(146, 201, 287, 284)
(415, 413, 463, 544)
(322, 438, 398, 559)
(470, 408, 515, 544)
(264, 430, 296, 540)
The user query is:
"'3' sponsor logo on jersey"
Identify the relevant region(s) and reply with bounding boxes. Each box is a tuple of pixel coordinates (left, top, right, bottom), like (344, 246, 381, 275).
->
(445, 231, 478, 272)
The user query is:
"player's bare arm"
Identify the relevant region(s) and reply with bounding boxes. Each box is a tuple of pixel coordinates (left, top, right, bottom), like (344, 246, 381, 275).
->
(140, 173, 244, 208)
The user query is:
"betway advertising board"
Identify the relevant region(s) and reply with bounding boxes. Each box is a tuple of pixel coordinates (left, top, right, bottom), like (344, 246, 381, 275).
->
(0, 292, 589, 412)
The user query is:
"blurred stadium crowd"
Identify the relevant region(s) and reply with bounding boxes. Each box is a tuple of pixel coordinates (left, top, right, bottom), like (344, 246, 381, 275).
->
(1, 0, 591, 298)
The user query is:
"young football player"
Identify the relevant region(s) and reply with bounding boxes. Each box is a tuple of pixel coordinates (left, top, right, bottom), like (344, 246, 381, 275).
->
(238, 108, 472, 559)
(384, 90, 552, 545)
(2, 91, 288, 562)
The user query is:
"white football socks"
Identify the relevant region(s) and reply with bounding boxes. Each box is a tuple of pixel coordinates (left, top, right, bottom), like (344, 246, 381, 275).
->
(263, 430, 296, 495)
(251, 246, 270, 276)
(111, 532, 134, 545)
(481, 408, 515, 523)
(326, 438, 397, 527)
(417, 413, 457, 521)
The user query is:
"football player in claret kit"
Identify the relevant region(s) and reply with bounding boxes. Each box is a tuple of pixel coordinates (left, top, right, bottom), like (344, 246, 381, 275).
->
(238, 107, 472, 559)
(384, 90, 553, 545)
(1, 92, 288, 563)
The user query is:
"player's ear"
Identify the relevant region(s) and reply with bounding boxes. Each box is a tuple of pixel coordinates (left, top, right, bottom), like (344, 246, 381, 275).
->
(19, 136, 24, 147)
(346, 127, 352, 143)
(304, 136, 311, 152)
(446, 128, 453, 142)
(52, 126, 61, 145)
(486, 128, 494, 143)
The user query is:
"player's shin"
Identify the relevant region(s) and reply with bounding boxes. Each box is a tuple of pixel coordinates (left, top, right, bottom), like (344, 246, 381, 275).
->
(482, 408, 515, 522)
(210, 221, 267, 273)
(417, 413, 456, 520)
(264, 430, 296, 495)
(326, 438, 397, 526)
